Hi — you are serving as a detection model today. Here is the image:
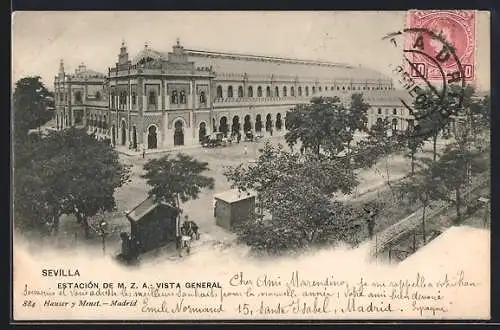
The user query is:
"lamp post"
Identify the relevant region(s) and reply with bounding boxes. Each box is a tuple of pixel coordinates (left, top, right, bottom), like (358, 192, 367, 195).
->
(99, 221, 108, 255)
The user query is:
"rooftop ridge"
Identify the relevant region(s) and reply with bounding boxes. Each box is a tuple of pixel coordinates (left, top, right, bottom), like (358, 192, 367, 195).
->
(183, 48, 355, 69)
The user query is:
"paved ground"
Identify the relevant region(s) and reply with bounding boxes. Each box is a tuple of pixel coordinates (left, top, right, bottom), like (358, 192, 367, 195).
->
(52, 134, 450, 257)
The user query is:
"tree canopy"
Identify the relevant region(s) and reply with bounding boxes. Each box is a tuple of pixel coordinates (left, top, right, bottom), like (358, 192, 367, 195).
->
(224, 142, 363, 255)
(13, 128, 130, 237)
(13, 76, 54, 144)
(284, 94, 369, 156)
(141, 153, 215, 209)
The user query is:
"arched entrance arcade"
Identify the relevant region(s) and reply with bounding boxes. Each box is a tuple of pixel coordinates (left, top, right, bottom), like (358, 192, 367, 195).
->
(219, 116, 229, 137)
(198, 122, 207, 143)
(243, 115, 252, 133)
(147, 125, 158, 149)
(121, 121, 127, 146)
(174, 120, 185, 146)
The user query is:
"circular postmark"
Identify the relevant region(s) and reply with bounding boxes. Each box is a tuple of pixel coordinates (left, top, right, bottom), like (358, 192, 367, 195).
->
(382, 27, 466, 139)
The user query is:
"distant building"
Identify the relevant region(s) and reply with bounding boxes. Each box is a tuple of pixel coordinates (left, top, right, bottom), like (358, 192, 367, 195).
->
(53, 60, 107, 132)
(54, 39, 415, 149)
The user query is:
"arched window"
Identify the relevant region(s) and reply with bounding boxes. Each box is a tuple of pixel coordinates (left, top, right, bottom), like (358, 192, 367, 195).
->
(312, 86, 316, 94)
(291, 86, 295, 96)
(171, 90, 178, 104)
(342, 86, 346, 90)
(180, 90, 186, 104)
(283, 86, 287, 97)
(227, 86, 233, 98)
(257, 86, 262, 97)
(248, 86, 253, 97)
(331, 86, 334, 91)
(132, 92, 136, 106)
(238, 86, 244, 98)
(95, 91, 101, 100)
(337, 86, 340, 90)
(298, 87, 302, 96)
(199, 91, 206, 104)
(377, 108, 382, 115)
(319, 87, 322, 92)
(266, 86, 271, 97)
(305, 86, 309, 96)
(111, 92, 116, 108)
(216, 85, 223, 98)
(275, 86, 279, 97)
(393, 108, 397, 115)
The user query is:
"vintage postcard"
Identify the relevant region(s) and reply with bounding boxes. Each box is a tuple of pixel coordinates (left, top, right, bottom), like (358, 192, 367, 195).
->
(11, 10, 491, 322)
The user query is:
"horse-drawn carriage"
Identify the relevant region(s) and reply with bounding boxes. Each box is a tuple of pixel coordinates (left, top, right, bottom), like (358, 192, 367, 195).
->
(202, 132, 224, 148)
(243, 131, 254, 142)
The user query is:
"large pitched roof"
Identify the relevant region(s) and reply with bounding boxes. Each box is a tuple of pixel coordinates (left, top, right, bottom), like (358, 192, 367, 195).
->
(185, 49, 391, 82)
(129, 46, 391, 82)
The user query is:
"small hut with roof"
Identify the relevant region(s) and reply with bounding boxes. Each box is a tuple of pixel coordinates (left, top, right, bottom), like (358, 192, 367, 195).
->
(125, 196, 180, 254)
(214, 189, 256, 230)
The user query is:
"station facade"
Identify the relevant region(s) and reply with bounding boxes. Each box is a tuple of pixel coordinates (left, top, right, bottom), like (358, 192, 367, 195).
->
(54, 40, 414, 150)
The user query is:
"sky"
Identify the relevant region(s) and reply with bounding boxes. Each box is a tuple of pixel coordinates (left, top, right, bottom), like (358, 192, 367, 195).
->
(12, 11, 490, 91)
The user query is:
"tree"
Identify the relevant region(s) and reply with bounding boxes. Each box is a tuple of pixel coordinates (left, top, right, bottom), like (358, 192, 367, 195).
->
(13, 128, 131, 238)
(224, 142, 362, 255)
(13, 132, 54, 233)
(356, 117, 404, 192)
(284, 95, 369, 156)
(400, 125, 426, 175)
(429, 142, 488, 223)
(396, 165, 441, 244)
(13, 76, 53, 144)
(224, 142, 358, 199)
(141, 153, 215, 233)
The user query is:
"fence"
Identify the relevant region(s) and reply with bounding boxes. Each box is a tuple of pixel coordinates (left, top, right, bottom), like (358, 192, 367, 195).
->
(370, 171, 490, 259)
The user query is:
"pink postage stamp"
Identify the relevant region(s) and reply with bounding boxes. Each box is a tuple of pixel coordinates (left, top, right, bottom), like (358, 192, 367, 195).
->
(405, 10, 476, 82)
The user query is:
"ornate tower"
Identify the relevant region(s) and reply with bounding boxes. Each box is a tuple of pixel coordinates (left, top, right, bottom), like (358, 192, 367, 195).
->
(118, 40, 129, 65)
(58, 59, 65, 78)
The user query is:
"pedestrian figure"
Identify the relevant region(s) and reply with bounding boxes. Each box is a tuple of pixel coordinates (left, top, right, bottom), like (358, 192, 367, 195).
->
(181, 216, 200, 240)
(117, 232, 139, 264)
(363, 206, 378, 239)
(179, 217, 194, 257)
(142, 147, 145, 159)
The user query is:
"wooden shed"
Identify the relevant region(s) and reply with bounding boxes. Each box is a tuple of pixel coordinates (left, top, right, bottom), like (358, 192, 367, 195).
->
(214, 189, 256, 230)
(125, 197, 180, 254)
